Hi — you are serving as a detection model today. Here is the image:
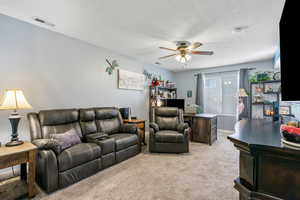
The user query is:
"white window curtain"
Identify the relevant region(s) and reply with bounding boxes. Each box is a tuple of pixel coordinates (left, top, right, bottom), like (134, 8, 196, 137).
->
(203, 71, 239, 116)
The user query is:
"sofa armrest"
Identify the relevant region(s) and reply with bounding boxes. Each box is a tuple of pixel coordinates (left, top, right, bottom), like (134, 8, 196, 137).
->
(36, 150, 59, 193)
(85, 132, 108, 141)
(177, 123, 189, 133)
(120, 124, 138, 134)
(32, 139, 62, 155)
(149, 122, 159, 133)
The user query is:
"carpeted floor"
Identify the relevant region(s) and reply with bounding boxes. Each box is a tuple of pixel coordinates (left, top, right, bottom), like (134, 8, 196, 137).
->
(1, 132, 239, 200)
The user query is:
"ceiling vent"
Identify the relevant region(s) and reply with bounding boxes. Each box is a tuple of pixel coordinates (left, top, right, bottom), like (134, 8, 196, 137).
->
(32, 17, 55, 27)
(233, 26, 249, 33)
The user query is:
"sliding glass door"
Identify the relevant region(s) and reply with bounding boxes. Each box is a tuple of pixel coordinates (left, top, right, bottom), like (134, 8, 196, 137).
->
(203, 71, 239, 131)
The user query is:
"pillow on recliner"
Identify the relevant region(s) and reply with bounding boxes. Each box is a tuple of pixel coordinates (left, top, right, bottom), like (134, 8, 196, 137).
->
(50, 129, 82, 152)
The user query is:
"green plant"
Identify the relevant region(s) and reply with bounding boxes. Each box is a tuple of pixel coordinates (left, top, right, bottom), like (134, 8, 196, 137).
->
(250, 71, 274, 83)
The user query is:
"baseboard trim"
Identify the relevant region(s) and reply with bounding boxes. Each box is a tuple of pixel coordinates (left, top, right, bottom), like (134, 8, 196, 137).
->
(218, 129, 234, 134)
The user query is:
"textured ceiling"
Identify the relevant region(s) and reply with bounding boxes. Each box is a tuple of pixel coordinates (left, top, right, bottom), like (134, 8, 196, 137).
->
(0, 0, 285, 71)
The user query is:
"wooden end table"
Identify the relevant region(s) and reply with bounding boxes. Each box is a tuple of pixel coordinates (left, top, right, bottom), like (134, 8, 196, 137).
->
(123, 119, 146, 145)
(0, 142, 38, 198)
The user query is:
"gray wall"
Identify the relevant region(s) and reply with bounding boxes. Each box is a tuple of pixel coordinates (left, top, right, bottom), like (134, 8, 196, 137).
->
(0, 14, 174, 145)
(174, 59, 274, 131)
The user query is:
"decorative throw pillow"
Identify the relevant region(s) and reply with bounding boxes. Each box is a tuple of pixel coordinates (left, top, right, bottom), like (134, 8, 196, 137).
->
(50, 129, 82, 152)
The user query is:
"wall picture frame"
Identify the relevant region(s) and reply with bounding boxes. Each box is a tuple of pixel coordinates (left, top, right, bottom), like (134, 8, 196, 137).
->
(118, 69, 145, 90)
(279, 105, 291, 115)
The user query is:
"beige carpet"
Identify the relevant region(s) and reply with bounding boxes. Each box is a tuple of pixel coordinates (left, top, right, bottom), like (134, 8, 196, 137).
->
(1, 133, 239, 200)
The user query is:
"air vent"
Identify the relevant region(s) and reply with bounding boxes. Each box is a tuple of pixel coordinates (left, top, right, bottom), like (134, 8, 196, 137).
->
(32, 17, 55, 27)
(233, 26, 249, 33)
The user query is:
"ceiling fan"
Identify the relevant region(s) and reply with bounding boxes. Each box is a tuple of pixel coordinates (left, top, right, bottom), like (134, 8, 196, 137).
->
(159, 41, 214, 63)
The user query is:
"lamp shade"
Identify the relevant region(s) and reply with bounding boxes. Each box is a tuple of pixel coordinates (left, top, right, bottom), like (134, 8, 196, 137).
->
(176, 54, 191, 63)
(0, 89, 32, 110)
(239, 88, 248, 97)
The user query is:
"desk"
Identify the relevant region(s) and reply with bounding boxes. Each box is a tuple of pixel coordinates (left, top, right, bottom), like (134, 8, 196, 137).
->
(0, 142, 37, 198)
(184, 113, 217, 145)
(228, 120, 300, 200)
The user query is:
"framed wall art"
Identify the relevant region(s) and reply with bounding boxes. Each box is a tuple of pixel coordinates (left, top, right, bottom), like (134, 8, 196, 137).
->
(279, 105, 291, 115)
(118, 69, 145, 90)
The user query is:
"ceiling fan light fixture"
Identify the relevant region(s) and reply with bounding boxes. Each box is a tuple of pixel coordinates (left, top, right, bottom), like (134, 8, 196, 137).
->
(176, 54, 191, 63)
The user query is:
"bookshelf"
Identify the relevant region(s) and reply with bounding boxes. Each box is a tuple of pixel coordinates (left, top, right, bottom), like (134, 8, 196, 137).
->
(149, 86, 177, 122)
(250, 80, 281, 120)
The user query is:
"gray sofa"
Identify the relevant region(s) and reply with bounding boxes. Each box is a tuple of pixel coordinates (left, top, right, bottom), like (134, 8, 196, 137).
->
(27, 107, 141, 193)
(149, 107, 190, 153)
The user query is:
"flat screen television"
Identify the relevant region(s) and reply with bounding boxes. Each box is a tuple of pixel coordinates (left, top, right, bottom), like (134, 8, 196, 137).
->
(165, 99, 185, 111)
(280, 0, 298, 101)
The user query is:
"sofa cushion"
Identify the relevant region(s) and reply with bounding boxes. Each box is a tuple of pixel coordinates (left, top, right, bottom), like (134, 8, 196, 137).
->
(95, 107, 122, 135)
(39, 109, 79, 126)
(96, 118, 120, 135)
(79, 109, 97, 137)
(95, 108, 120, 119)
(39, 109, 82, 139)
(41, 123, 82, 140)
(156, 116, 178, 131)
(155, 130, 184, 143)
(110, 133, 138, 151)
(155, 107, 179, 117)
(92, 137, 115, 155)
(58, 143, 101, 172)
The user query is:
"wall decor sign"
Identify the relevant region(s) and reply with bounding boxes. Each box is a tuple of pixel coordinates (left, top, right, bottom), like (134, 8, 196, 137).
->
(118, 69, 145, 90)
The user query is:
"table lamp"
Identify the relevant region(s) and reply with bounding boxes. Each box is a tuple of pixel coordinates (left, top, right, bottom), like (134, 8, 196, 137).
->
(238, 88, 248, 115)
(0, 89, 32, 146)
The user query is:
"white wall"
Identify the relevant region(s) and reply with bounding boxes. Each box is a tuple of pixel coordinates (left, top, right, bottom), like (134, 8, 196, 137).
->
(0, 14, 174, 144)
(174, 59, 274, 105)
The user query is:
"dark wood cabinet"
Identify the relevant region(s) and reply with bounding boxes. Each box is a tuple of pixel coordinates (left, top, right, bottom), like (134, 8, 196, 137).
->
(228, 120, 300, 200)
(184, 114, 217, 145)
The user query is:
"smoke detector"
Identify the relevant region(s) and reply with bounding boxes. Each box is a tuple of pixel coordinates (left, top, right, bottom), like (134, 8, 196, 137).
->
(32, 17, 55, 27)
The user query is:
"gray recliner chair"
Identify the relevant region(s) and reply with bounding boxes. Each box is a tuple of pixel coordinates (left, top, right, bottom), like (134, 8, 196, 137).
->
(149, 107, 190, 153)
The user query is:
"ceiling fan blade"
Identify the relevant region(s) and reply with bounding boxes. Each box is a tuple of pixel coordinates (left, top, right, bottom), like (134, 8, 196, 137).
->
(190, 42, 203, 49)
(159, 54, 178, 59)
(159, 47, 177, 51)
(191, 51, 214, 55)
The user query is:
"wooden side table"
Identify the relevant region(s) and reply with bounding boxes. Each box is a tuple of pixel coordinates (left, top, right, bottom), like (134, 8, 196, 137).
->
(0, 142, 38, 198)
(123, 119, 146, 145)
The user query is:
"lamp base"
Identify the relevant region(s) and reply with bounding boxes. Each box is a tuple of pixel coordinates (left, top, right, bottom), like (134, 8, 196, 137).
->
(6, 111, 23, 147)
(6, 140, 24, 147)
